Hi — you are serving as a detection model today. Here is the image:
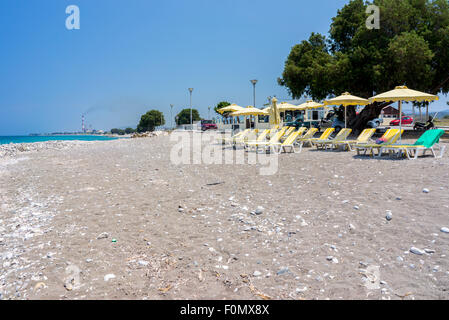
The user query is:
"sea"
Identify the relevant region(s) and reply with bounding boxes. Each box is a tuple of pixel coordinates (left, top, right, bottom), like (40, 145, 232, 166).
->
(0, 135, 119, 145)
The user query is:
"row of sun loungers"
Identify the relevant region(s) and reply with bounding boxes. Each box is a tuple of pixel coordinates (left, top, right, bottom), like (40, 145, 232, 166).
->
(217, 126, 446, 159)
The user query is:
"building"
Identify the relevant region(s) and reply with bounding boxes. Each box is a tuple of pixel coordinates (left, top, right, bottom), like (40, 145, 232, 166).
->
(381, 105, 404, 118)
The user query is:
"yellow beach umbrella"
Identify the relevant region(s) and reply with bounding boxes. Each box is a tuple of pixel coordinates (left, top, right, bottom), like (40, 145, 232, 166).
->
(230, 106, 268, 116)
(297, 100, 324, 109)
(269, 98, 281, 127)
(217, 104, 244, 127)
(231, 106, 268, 129)
(218, 103, 244, 114)
(277, 102, 303, 111)
(324, 92, 369, 128)
(369, 86, 438, 142)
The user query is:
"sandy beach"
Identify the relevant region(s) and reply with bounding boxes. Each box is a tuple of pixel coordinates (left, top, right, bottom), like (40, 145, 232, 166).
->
(1, 132, 449, 300)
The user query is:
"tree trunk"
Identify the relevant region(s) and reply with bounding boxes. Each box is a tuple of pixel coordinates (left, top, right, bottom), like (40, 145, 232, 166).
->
(347, 101, 391, 134)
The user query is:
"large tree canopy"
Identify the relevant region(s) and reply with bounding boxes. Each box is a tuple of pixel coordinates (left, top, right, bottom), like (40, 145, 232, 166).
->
(176, 108, 201, 125)
(137, 110, 165, 132)
(278, 0, 449, 131)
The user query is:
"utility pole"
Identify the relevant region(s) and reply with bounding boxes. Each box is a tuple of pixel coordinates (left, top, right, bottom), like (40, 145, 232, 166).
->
(170, 104, 174, 129)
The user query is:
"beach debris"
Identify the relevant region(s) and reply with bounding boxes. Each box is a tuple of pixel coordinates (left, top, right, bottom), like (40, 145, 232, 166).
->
(206, 182, 224, 186)
(385, 211, 393, 221)
(296, 286, 308, 293)
(97, 232, 109, 240)
(253, 206, 264, 215)
(253, 271, 262, 277)
(440, 227, 449, 233)
(410, 247, 425, 255)
(276, 267, 289, 275)
(33, 282, 47, 291)
(424, 249, 435, 254)
(353, 205, 359, 210)
(158, 284, 172, 293)
(138, 260, 149, 266)
(422, 188, 430, 193)
(104, 274, 116, 282)
(349, 223, 356, 230)
(178, 205, 184, 212)
(111, 238, 117, 243)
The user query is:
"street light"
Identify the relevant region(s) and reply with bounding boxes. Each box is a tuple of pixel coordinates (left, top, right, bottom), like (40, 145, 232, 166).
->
(170, 104, 174, 129)
(250, 80, 258, 107)
(250, 80, 258, 128)
(188, 88, 194, 130)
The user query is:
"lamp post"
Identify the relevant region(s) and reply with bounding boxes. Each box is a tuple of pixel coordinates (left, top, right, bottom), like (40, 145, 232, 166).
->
(170, 104, 174, 129)
(250, 80, 257, 129)
(188, 88, 193, 130)
(250, 80, 258, 107)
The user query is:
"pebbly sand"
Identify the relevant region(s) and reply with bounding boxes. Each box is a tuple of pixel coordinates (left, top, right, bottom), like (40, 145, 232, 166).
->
(1, 131, 449, 300)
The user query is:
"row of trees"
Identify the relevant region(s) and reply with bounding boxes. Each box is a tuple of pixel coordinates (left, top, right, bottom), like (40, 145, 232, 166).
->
(130, 108, 203, 133)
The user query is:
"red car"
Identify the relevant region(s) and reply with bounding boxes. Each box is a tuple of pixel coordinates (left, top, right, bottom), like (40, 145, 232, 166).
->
(201, 120, 217, 131)
(389, 116, 413, 126)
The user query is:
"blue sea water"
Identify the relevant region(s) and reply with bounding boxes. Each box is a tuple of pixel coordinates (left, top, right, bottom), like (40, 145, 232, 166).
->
(0, 135, 119, 145)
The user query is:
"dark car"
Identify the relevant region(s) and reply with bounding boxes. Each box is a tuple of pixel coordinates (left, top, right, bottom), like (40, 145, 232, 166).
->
(284, 119, 320, 130)
(201, 120, 217, 131)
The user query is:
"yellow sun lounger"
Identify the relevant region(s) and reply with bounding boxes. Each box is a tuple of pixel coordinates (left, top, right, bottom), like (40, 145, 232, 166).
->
(280, 127, 296, 141)
(314, 128, 352, 150)
(296, 128, 319, 145)
(331, 128, 376, 151)
(354, 129, 404, 157)
(246, 127, 288, 152)
(217, 129, 250, 144)
(241, 129, 270, 147)
(301, 128, 334, 147)
(269, 129, 307, 154)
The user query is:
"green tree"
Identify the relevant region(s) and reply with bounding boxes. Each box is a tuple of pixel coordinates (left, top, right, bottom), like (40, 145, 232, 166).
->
(214, 101, 233, 124)
(176, 108, 201, 125)
(137, 110, 165, 132)
(278, 0, 449, 131)
(124, 127, 135, 134)
(214, 101, 231, 115)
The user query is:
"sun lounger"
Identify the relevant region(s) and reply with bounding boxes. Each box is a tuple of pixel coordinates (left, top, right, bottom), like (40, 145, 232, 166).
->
(379, 129, 446, 159)
(280, 127, 296, 141)
(246, 127, 288, 152)
(331, 128, 376, 151)
(241, 129, 270, 147)
(269, 130, 307, 154)
(301, 128, 334, 147)
(217, 129, 250, 145)
(354, 129, 404, 156)
(295, 128, 319, 146)
(314, 128, 352, 150)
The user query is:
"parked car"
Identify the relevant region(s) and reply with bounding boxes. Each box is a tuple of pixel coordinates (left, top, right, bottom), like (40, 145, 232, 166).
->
(284, 119, 321, 130)
(201, 120, 217, 131)
(367, 118, 383, 128)
(389, 116, 413, 126)
(331, 119, 345, 133)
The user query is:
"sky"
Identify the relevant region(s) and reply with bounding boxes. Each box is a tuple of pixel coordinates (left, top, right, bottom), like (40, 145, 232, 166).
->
(1, 0, 448, 135)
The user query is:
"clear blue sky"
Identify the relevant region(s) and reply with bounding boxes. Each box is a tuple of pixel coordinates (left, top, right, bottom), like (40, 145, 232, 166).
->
(1, 0, 447, 135)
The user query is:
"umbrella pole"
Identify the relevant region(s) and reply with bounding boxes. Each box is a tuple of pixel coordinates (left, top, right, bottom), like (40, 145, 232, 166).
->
(399, 100, 402, 143)
(345, 106, 347, 128)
